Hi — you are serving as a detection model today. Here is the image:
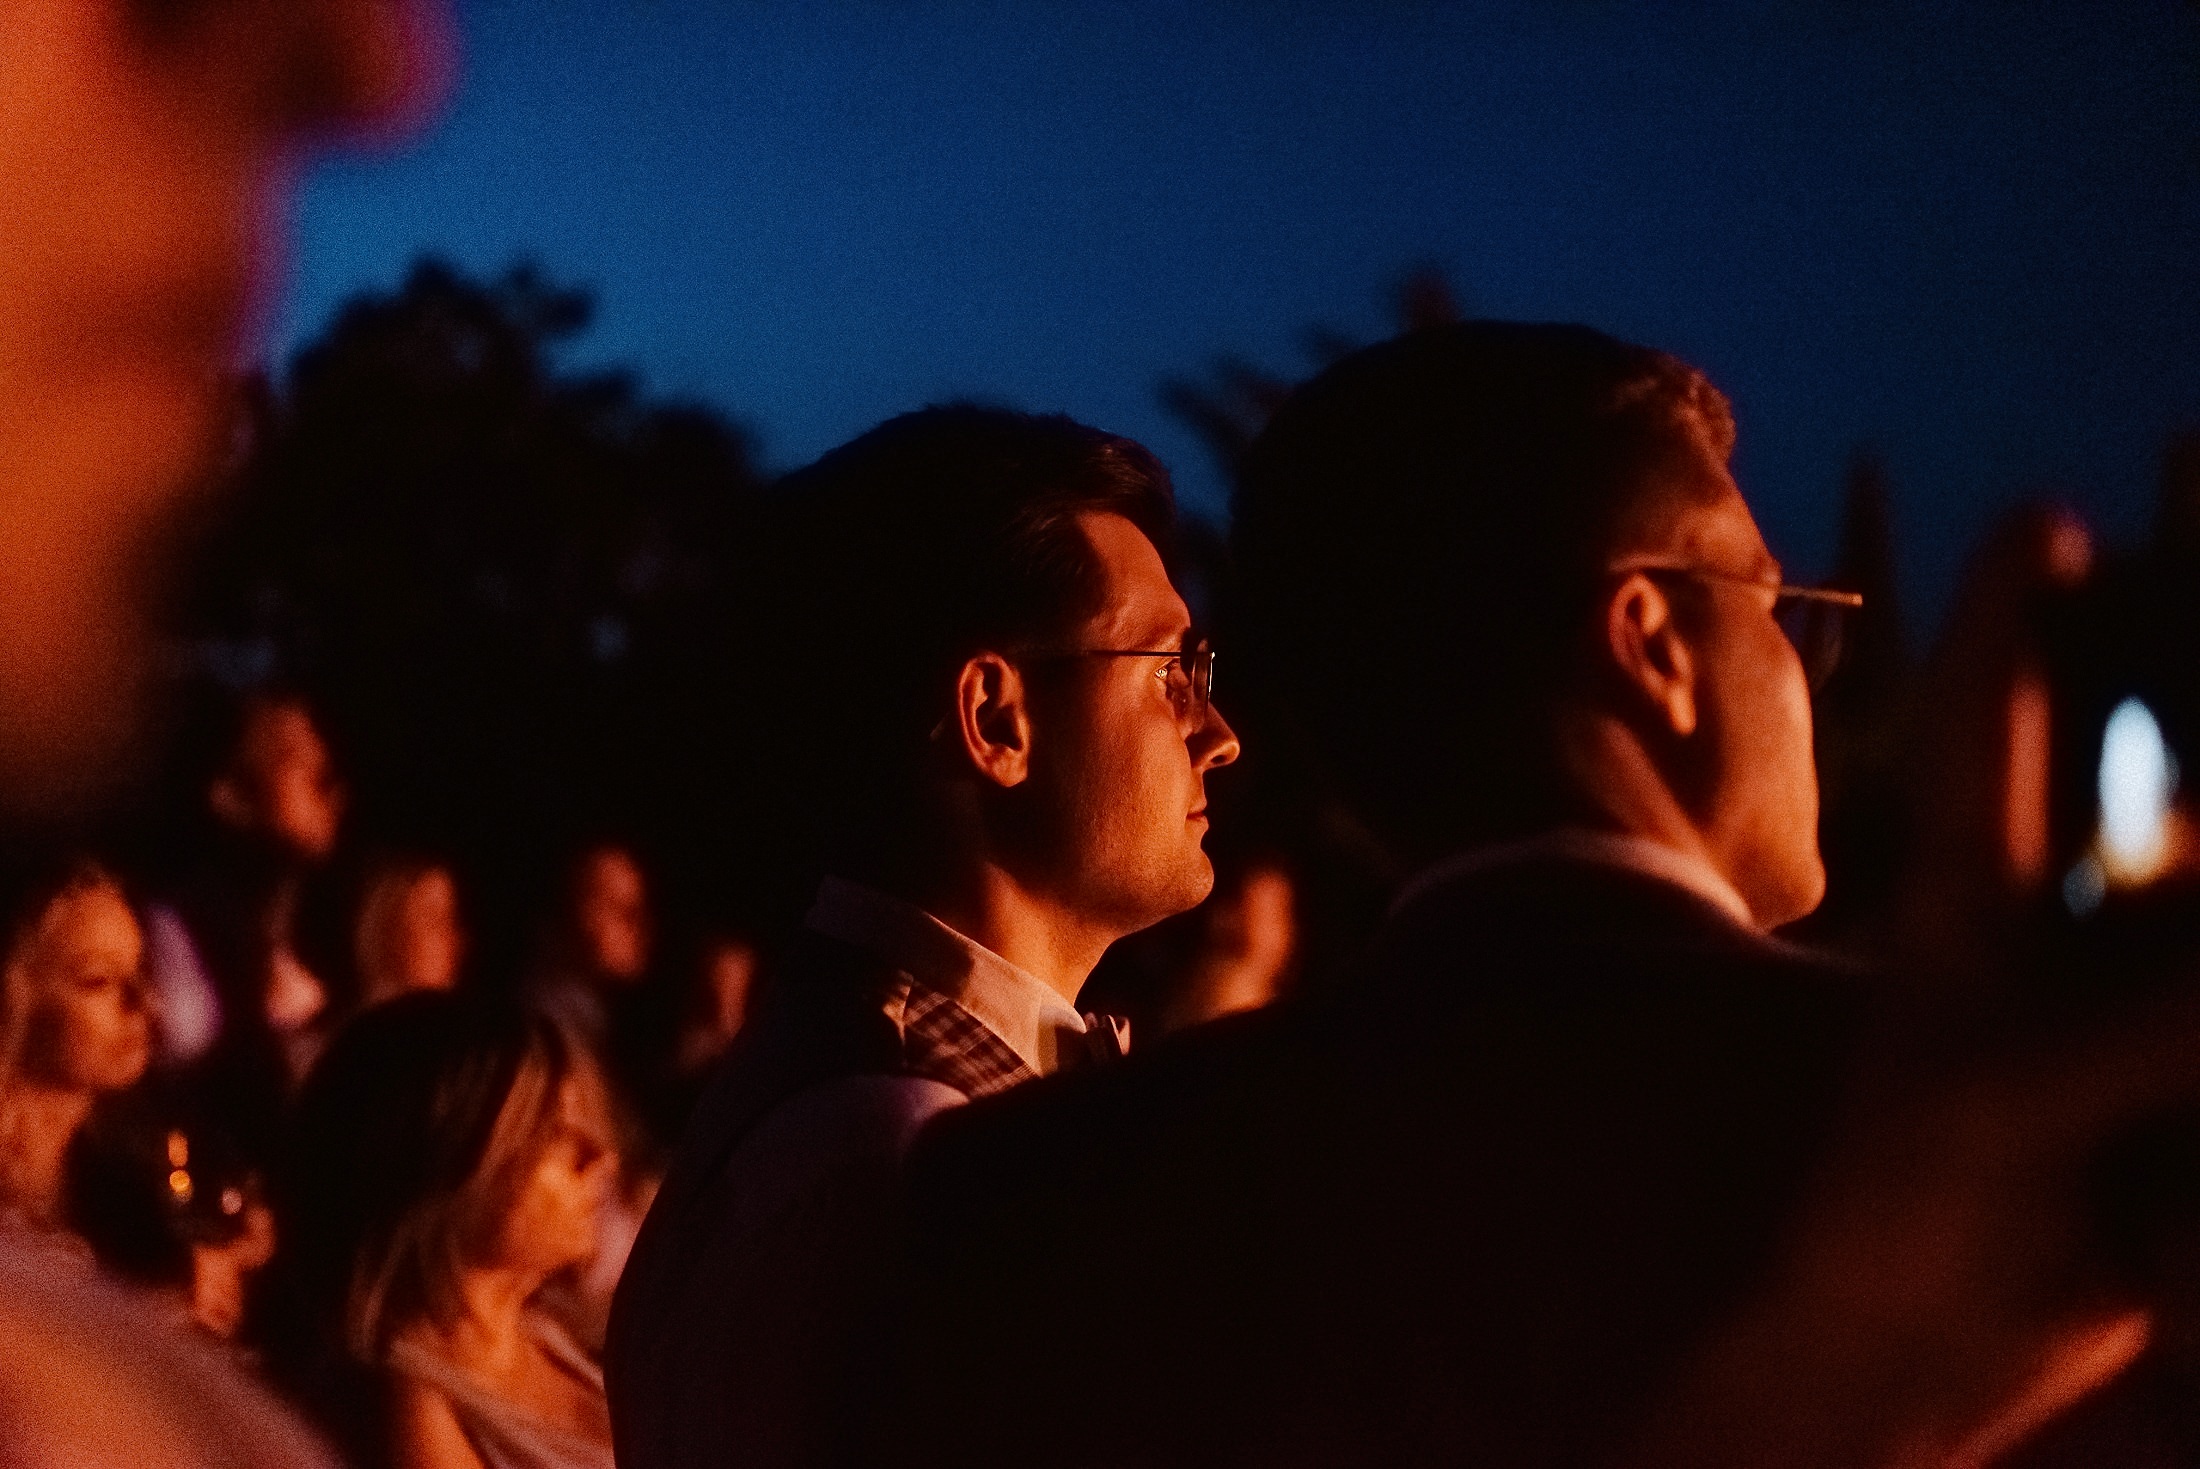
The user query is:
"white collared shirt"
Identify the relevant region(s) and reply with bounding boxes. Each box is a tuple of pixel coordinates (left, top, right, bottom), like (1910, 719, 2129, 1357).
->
(1393, 827, 1760, 932)
(806, 876, 1091, 1075)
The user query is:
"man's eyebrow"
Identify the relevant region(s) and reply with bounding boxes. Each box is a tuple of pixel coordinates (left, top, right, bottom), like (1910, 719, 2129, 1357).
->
(1127, 614, 1192, 650)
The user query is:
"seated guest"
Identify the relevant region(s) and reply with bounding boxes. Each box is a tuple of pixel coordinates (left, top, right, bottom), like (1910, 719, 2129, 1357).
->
(668, 932, 760, 1086)
(526, 842, 654, 1048)
(297, 846, 466, 1018)
(0, 853, 151, 1235)
(351, 852, 466, 1009)
(161, 688, 350, 1159)
(611, 925, 764, 1161)
(888, 324, 2148, 1467)
(607, 406, 1240, 1469)
(285, 993, 620, 1469)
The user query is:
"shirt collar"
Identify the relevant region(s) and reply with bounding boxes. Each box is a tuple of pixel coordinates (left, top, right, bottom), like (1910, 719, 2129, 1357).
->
(1393, 827, 1760, 932)
(805, 876, 1089, 1075)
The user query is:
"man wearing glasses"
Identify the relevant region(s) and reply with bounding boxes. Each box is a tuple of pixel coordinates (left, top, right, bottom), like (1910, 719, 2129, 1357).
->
(608, 406, 1238, 1469)
(884, 324, 1903, 1466)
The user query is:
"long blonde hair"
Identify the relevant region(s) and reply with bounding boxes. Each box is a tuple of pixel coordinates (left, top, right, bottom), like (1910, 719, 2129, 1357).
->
(0, 852, 128, 1216)
(0, 855, 121, 1093)
(282, 993, 573, 1361)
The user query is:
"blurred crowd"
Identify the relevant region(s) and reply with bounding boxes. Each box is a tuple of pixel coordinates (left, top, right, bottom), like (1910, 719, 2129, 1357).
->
(0, 660, 1297, 1467)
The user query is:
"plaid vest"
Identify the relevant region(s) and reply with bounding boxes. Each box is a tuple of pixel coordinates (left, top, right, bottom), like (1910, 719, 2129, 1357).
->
(889, 973, 1035, 1099)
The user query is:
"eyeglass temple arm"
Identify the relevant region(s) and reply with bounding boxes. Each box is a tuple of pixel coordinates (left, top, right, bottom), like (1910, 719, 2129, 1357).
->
(1782, 586, 1864, 608)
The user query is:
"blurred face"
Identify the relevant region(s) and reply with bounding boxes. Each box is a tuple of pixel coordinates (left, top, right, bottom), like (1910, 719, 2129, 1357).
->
(676, 939, 759, 1075)
(573, 848, 650, 984)
(214, 700, 346, 861)
(1639, 448, 1826, 926)
(13, 882, 152, 1093)
(1015, 512, 1242, 936)
(358, 865, 461, 1005)
(0, 0, 444, 807)
(489, 1070, 617, 1278)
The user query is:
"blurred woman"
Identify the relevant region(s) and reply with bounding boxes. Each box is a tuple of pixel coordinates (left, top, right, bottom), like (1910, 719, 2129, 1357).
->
(353, 857, 464, 1009)
(526, 842, 654, 1050)
(295, 848, 466, 1017)
(0, 855, 152, 1232)
(285, 993, 618, 1469)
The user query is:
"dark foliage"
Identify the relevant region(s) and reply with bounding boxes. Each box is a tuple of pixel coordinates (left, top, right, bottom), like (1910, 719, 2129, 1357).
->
(176, 260, 771, 969)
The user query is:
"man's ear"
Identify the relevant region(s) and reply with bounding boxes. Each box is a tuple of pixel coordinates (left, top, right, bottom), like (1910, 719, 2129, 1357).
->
(948, 653, 1035, 789)
(1605, 573, 1698, 738)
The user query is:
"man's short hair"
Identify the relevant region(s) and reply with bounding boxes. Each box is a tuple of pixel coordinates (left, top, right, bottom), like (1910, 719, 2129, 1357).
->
(754, 405, 1176, 881)
(1233, 321, 1733, 867)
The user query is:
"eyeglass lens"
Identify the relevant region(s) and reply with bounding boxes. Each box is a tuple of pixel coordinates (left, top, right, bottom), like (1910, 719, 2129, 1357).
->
(1167, 649, 1215, 724)
(1775, 597, 1850, 692)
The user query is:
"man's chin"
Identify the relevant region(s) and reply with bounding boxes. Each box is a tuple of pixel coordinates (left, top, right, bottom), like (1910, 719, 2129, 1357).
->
(1755, 856, 1828, 932)
(1110, 858, 1217, 937)
(1171, 854, 1220, 917)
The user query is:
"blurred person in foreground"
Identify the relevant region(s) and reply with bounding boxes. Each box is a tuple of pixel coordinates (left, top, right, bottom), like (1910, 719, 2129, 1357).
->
(0, 0, 444, 1463)
(282, 993, 621, 1469)
(608, 406, 1240, 1469)
(889, 323, 2182, 1468)
(0, 0, 441, 809)
(0, 852, 152, 1234)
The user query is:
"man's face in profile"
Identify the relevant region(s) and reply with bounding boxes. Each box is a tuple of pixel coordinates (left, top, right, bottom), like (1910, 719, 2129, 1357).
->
(1014, 511, 1241, 937)
(1649, 437, 1827, 926)
(0, 0, 442, 805)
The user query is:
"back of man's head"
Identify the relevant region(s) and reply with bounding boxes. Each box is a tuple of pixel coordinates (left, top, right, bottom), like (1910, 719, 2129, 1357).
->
(1234, 321, 1734, 868)
(754, 405, 1176, 890)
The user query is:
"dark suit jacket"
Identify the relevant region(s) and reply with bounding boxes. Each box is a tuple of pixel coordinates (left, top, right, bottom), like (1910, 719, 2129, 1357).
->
(610, 929, 1017, 1469)
(888, 855, 1859, 1468)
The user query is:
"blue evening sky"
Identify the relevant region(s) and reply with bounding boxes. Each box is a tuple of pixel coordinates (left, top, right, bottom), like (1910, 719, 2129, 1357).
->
(281, 0, 2200, 627)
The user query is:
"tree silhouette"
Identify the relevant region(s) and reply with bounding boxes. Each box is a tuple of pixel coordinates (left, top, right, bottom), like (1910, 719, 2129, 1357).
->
(1799, 451, 1915, 946)
(176, 259, 769, 956)
(1158, 265, 1464, 484)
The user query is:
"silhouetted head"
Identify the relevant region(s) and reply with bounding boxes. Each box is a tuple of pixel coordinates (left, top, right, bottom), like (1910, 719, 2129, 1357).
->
(1236, 321, 1823, 927)
(761, 406, 1240, 941)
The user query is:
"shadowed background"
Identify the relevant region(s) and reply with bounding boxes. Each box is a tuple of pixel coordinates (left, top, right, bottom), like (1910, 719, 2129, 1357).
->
(282, 0, 2200, 619)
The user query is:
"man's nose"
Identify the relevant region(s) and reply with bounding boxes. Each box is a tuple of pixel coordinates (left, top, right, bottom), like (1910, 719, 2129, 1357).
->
(1192, 705, 1242, 771)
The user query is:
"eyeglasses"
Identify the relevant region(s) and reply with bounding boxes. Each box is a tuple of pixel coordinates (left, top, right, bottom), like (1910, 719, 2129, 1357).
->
(1619, 565, 1865, 691)
(1039, 642, 1218, 727)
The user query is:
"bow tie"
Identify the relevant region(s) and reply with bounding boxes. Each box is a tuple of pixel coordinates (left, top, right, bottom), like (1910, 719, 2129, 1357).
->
(1056, 1012, 1131, 1071)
